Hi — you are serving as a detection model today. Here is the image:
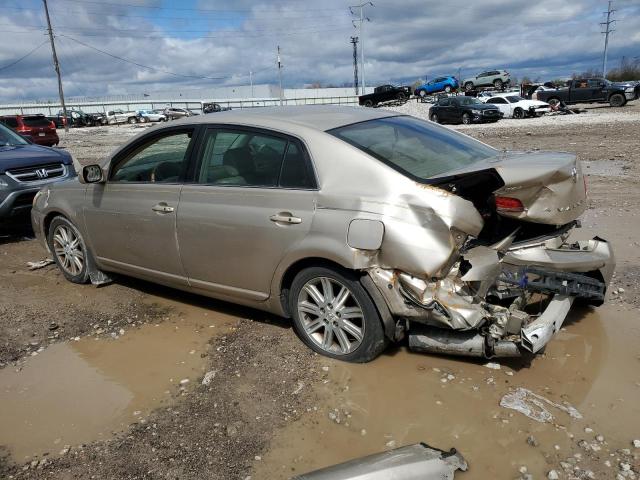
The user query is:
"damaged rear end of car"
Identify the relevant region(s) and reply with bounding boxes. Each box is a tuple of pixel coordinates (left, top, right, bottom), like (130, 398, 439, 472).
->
(329, 115, 615, 359)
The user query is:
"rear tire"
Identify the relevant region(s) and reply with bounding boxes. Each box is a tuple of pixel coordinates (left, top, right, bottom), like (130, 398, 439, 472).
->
(47, 216, 91, 284)
(289, 266, 387, 363)
(363, 99, 374, 107)
(609, 93, 626, 107)
(419, 89, 427, 98)
(464, 82, 474, 92)
(493, 79, 504, 90)
(444, 85, 451, 93)
(128, 117, 137, 124)
(547, 97, 561, 108)
(396, 92, 407, 101)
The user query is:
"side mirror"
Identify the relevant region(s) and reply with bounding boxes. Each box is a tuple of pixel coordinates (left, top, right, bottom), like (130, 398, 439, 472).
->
(81, 164, 105, 184)
(20, 134, 33, 143)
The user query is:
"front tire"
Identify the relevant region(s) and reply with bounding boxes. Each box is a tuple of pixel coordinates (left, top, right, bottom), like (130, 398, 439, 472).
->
(493, 79, 504, 90)
(444, 85, 451, 93)
(128, 117, 138, 124)
(513, 107, 525, 119)
(419, 89, 427, 98)
(464, 82, 474, 91)
(462, 112, 472, 124)
(48, 216, 90, 284)
(289, 266, 386, 363)
(609, 93, 626, 107)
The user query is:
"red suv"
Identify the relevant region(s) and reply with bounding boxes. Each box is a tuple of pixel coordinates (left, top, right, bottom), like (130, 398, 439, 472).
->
(0, 115, 59, 147)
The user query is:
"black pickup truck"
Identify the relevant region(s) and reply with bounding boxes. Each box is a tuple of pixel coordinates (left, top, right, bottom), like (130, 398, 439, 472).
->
(536, 78, 635, 107)
(46, 109, 105, 128)
(359, 84, 412, 107)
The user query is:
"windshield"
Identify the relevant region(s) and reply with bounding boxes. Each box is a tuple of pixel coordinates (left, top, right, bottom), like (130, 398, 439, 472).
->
(456, 97, 483, 106)
(329, 116, 497, 180)
(0, 123, 29, 147)
(506, 96, 524, 103)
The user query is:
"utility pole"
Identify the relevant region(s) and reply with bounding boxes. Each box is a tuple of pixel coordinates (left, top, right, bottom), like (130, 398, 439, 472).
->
(249, 70, 254, 98)
(350, 36, 359, 95)
(600, 0, 616, 78)
(350, 2, 373, 95)
(277, 45, 283, 106)
(43, 0, 68, 132)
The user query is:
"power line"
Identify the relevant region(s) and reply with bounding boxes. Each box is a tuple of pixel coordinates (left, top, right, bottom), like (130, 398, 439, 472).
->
(57, 0, 341, 13)
(0, 40, 48, 72)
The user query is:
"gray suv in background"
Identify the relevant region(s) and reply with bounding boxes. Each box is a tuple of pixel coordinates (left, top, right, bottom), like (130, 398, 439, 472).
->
(463, 69, 511, 91)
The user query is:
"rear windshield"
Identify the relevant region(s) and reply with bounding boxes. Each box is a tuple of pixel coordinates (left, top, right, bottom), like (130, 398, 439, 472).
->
(329, 116, 496, 180)
(22, 116, 51, 127)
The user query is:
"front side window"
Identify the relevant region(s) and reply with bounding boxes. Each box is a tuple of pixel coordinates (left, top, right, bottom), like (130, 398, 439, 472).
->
(437, 98, 450, 106)
(110, 130, 194, 183)
(329, 116, 497, 181)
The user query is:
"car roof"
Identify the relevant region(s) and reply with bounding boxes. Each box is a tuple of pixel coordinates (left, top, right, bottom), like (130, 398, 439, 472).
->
(169, 105, 400, 132)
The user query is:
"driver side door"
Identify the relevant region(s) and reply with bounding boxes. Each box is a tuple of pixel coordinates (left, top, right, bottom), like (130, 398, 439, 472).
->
(83, 126, 199, 287)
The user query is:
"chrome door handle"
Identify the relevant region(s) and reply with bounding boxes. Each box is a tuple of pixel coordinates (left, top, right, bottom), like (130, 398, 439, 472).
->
(270, 213, 302, 224)
(152, 203, 174, 213)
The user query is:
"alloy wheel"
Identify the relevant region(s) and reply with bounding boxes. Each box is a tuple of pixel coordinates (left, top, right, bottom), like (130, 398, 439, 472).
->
(296, 277, 365, 355)
(52, 224, 84, 276)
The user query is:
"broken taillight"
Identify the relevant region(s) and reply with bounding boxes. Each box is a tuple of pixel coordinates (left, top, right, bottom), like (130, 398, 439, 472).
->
(495, 196, 524, 212)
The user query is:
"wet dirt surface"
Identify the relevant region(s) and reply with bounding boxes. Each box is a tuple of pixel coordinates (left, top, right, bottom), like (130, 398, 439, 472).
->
(0, 313, 231, 462)
(1, 106, 640, 479)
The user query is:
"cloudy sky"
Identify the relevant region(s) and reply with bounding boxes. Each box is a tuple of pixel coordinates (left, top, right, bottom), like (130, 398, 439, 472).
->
(0, 0, 639, 102)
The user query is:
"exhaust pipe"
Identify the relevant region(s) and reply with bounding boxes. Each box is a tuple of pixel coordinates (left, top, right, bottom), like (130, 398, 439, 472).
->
(409, 326, 522, 358)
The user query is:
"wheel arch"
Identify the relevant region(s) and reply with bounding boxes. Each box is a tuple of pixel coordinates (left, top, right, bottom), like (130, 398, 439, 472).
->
(278, 257, 397, 341)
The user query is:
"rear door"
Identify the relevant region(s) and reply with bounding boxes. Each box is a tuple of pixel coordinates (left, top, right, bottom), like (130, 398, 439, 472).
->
(177, 126, 317, 301)
(570, 80, 592, 102)
(83, 126, 198, 285)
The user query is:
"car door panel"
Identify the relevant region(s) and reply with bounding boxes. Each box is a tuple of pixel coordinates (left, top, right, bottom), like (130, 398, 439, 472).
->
(82, 127, 197, 286)
(176, 127, 317, 300)
(177, 186, 315, 299)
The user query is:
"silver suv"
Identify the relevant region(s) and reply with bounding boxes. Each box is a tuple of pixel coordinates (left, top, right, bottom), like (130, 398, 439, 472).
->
(462, 69, 511, 91)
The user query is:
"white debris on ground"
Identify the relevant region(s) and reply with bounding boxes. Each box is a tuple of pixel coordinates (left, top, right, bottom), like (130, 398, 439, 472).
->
(500, 387, 582, 423)
(382, 100, 640, 129)
(27, 259, 54, 270)
(484, 362, 501, 370)
(201, 370, 217, 386)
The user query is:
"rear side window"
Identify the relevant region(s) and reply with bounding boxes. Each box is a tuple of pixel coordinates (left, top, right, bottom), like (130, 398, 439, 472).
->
(197, 129, 316, 189)
(329, 116, 497, 181)
(22, 116, 51, 127)
(1, 117, 19, 128)
(279, 142, 316, 189)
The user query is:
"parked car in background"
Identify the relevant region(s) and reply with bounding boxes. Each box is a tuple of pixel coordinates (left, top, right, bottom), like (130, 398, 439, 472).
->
(429, 96, 502, 124)
(47, 109, 103, 128)
(31, 106, 613, 363)
(0, 114, 59, 146)
(203, 102, 232, 114)
(0, 122, 75, 223)
(163, 107, 192, 120)
(535, 78, 635, 107)
(137, 110, 167, 122)
(105, 109, 140, 125)
(462, 70, 511, 91)
(358, 84, 412, 107)
(483, 94, 551, 118)
(414, 76, 459, 97)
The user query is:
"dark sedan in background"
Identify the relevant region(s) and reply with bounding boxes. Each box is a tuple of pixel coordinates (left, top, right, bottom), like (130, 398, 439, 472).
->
(0, 123, 75, 224)
(429, 96, 502, 124)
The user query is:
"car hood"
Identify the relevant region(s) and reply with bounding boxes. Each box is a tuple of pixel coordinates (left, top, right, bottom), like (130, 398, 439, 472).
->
(0, 144, 72, 174)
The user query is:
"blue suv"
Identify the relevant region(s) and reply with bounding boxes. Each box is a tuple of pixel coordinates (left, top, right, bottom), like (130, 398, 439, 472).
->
(414, 76, 459, 97)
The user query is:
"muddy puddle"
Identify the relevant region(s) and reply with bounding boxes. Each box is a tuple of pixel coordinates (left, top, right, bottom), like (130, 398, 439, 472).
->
(0, 300, 235, 462)
(254, 304, 640, 479)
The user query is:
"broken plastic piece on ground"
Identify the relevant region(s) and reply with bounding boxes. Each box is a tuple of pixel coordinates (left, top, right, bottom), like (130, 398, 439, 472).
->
(500, 387, 582, 423)
(292, 442, 467, 479)
(27, 258, 54, 270)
